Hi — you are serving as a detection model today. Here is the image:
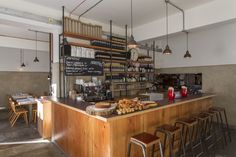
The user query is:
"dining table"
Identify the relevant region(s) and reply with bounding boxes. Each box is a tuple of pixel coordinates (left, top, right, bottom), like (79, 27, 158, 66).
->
(11, 93, 37, 123)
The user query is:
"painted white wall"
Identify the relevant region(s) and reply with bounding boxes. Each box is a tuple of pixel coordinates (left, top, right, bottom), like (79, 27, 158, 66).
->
(0, 47, 49, 72)
(154, 20, 236, 68)
(134, 0, 236, 42)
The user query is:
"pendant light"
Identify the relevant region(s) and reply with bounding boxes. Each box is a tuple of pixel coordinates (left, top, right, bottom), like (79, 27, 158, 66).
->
(34, 31, 39, 62)
(163, 0, 172, 54)
(184, 31, 191, 58)
(128, 0, 138, 49)
(20, 49, 26, 67)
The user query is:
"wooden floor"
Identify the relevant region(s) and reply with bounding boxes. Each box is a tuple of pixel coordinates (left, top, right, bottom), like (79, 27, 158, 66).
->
(0, 109, 66, 157)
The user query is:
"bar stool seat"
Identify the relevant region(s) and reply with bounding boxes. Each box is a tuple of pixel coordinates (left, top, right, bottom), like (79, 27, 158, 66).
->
(131, 132, 160, 147)
(128, 132, 163, 157)
(161, 124, 181, 133)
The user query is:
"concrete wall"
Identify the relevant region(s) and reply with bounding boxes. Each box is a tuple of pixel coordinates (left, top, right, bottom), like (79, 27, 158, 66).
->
(0, 72, 49, 107)
(157, 64, 236, 127)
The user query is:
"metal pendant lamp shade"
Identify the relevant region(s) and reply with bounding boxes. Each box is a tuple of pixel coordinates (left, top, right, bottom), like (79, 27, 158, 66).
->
(34, 31, 40, 62)
(163, 45, 172, 54)
(128, 0, 138, 48)
(128, 35, 138, 49)
(163, 1, 172, 54)
(184, 50, 191, 58)
(184, 32, 191, 58)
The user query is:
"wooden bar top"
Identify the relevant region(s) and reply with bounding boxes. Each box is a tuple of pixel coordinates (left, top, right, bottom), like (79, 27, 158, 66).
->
(50, 93, 215, 122)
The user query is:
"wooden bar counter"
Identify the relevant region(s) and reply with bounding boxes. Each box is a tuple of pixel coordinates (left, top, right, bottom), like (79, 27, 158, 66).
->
(50, 94, 215, 157)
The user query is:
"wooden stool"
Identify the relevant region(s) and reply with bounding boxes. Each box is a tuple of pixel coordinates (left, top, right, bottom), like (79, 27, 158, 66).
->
(154, 124, 185, 157)
(9, 101, 28, 127)
(175, 117, 204, 157)
(127, 132, 163, 157)
(209, 107, 231, 145)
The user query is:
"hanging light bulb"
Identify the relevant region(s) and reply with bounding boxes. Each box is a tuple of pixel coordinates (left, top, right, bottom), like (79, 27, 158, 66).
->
(184, 31, 191, 58)
(34, 31, 40, 62)
(128, 0, 138, 48)
(163, 0, 172, 54)
(47, 74, 51, 80)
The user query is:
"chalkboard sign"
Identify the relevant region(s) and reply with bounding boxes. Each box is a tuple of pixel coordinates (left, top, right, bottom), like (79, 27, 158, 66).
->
(65, 57, 103, 76)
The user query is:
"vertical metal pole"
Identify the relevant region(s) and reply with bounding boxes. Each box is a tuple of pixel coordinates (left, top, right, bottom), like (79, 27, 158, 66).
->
(49, 33, 52, 95)
(109, 20, 113, 97)
(110, 20, 112, 82)
(59, 34, 61, 98)
(125, 24, 128, 97)
(62, 6, 66, 98)
(153, 41, 155, 66)
(153, 41, 155, 81)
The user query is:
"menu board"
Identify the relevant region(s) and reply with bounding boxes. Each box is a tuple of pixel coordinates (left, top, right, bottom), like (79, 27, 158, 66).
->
(65, 56, 103, 76)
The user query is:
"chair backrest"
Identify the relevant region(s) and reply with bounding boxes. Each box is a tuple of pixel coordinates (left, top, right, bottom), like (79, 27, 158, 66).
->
(10, 101, 17, 113)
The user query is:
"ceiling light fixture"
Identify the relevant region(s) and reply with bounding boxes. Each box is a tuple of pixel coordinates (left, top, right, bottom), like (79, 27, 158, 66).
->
(20, 49, 26, 67)
(128, 0, 138, 49)
(184, 31, 191, 58)
(163, 0, 172, 54)
(34, 31, 39, 62)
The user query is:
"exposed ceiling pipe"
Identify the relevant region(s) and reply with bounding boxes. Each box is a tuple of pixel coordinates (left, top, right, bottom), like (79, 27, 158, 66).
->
(79, 0, 103, 19)
(165, 0, 185, 32)
(69, 0, 88, 17)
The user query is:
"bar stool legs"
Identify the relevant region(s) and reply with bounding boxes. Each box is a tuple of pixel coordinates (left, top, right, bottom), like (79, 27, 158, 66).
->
(210, 107, 232, 145)
(154, 124, 186, 157)
(127, 132, 163, 157)
(175, 117, 204, 157)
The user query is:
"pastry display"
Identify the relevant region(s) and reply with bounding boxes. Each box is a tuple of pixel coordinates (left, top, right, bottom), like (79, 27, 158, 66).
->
(116, 98, 158, 115)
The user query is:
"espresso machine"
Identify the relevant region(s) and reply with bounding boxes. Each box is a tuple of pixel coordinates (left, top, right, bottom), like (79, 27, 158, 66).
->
(74, 79, 111, 102)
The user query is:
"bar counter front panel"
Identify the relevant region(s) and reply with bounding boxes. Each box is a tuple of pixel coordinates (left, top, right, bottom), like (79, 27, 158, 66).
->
(51, 94, 214, 157)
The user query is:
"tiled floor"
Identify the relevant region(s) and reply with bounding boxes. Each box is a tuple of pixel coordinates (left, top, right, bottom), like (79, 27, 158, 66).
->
(0, 109, 65, 157)
(0, 109, 235, 157)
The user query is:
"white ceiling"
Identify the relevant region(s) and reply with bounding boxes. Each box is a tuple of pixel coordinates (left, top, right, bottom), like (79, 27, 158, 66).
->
(22, 0, 215, 27)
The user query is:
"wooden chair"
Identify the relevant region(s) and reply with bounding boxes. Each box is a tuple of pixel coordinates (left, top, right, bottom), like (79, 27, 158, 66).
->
(9, 101, 28, 127)
(32, 108, 37, 123)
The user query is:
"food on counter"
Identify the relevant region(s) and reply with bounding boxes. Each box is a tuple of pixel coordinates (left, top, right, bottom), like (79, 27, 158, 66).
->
(95, 102, 111, 108)
(116, 98, 158, 115)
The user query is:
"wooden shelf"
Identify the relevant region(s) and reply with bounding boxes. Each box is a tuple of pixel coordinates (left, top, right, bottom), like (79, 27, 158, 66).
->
(64, 32, 126, 46)
(101, 59, 127, 64)
(129, 60, 154, 64)
(111, 81, 150, 85)
(112, 87, 150, 92)
(104, 71, 154, 75)
(68, 42, 126, 53)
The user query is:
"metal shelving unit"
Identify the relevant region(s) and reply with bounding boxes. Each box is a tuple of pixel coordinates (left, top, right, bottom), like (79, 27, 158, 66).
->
(59, 6, 157, 98)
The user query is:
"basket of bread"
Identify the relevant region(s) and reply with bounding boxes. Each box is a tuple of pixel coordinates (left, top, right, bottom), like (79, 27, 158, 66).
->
(86, 102, 117, 116)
